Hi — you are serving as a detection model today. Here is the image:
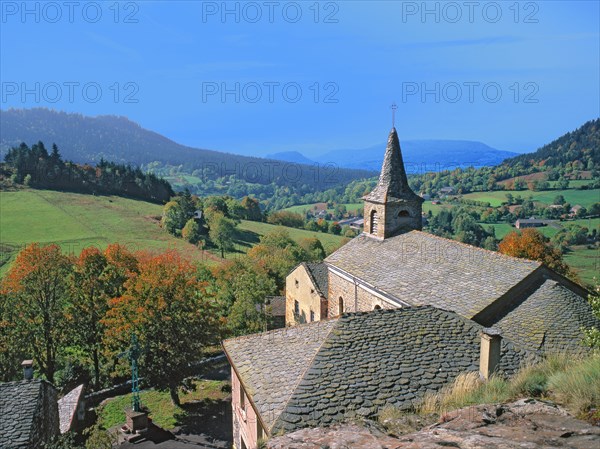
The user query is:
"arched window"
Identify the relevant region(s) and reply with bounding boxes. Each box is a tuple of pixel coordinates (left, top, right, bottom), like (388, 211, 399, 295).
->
(338, 297, 344, 315)
(398, 210, 410, 217)
(374, 305, 382, 310)
(370, 210, 379, 234)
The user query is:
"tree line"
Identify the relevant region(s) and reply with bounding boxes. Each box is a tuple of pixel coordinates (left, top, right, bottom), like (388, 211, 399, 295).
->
(3, 142, 174, 203)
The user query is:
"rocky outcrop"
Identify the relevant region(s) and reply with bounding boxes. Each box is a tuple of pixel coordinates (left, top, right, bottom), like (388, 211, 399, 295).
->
(266, 399, 600, 449)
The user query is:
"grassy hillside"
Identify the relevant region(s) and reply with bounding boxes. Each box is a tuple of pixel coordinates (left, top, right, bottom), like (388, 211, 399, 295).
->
(0, 188, 215, 275)
(233, 220, 347, 256)
(0, 188, 349, 275)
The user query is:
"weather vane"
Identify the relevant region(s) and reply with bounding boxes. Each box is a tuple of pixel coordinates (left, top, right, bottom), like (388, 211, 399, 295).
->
(391, 103, 397, 128)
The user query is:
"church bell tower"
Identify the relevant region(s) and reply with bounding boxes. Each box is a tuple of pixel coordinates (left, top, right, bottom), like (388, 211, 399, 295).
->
(363, 125, 423, 239)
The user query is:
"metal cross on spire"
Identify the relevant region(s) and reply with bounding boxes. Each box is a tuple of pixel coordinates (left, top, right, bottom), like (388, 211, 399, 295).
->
(391, 103, 398, 128)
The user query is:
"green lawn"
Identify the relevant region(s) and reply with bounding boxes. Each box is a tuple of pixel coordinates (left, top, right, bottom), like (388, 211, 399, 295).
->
(98, 379, 229, 430)
(462, 189, 600, 208)
(282, 202, 363, 215)
(231, 220, 347, 257)
(0, 189, 210, 275)
(564, 245, 599, 287)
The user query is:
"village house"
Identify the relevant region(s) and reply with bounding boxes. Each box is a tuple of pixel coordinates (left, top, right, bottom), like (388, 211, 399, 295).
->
(515, 217, 547, 229)
(224, 126, 598, 449)
(0, 361, 86, 448)
(285, 262, 328, 325)
(0, 361, 60, 448)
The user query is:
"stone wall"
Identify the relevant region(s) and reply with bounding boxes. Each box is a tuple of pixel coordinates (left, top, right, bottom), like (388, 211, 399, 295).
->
(327, 270, 396, 317)
(364, 200, 422, 238)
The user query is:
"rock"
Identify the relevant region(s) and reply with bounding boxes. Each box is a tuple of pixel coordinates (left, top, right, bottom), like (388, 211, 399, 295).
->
(266, 400, 600, 449)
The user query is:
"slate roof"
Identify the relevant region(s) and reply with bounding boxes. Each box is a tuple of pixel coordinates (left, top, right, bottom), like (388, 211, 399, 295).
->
(305, 263, 329, 298)
(224, 307, 531, 435)
(58, 384, 84, 434)
(492, 280, 600, 353)
(325, 230, 542, 318)
(362, 127, 423, 205)
(223, 319, 337, 432)
(266, 296, 286, 317)
(0, 379, 54, 448)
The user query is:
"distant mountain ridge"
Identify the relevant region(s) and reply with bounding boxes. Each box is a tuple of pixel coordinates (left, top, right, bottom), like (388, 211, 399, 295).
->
(268, 140, 518, 172)
(0, 108, 375, 189)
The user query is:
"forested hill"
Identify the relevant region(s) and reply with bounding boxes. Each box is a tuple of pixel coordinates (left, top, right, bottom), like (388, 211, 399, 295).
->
(499, 118, 599, 172)
(0, 108, 374, 190)
(411, 118, 600, 195)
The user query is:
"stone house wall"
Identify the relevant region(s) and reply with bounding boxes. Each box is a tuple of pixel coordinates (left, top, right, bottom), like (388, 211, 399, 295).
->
(286, 265, 326, 325)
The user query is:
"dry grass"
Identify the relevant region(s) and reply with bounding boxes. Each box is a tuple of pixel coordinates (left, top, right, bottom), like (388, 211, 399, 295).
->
(411, 353, 599, 418)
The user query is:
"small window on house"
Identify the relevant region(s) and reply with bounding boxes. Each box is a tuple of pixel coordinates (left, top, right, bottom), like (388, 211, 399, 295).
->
(338, 297, 344, 315)
(294, 300, 299, 316)
(374, 305, 382, 310)
(310, 310, 315, 322)
(310, 288, 315, 294)
(398, 210, 410, 217)
(370, 210, 379, 234)
(295, 279, 299, 288)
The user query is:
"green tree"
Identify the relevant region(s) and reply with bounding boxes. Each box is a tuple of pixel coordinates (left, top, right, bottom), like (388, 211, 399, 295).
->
(68, 248, 110, 389)
(161, 200, 187, 235)
(182, 218, 202, 244)
(298, 237, 326, 261)
(225, 261, 277, 335)
(207, 212, 236, 258)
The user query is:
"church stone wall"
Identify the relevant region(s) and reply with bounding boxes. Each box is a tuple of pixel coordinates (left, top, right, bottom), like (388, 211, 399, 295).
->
(328, 270, 396, 318)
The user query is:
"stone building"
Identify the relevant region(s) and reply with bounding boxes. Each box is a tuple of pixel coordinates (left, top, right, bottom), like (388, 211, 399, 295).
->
(323, 127, 594, 355)
(223, 306, 533, 448)
(285, 262, 328, 326)
(223, 126, 599, 449)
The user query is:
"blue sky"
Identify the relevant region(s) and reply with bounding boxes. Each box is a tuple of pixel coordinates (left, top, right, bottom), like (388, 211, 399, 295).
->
(1, 1, 599, 156)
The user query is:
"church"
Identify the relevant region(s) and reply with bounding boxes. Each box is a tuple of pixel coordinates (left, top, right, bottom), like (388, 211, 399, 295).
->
(223, 126, 598, 449)
(286, 126, 593, 354)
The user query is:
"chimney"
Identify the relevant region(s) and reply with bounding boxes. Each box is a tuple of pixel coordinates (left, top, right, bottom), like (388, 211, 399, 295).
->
(21, 360, 34, 380)
(479, 328, 501, 380)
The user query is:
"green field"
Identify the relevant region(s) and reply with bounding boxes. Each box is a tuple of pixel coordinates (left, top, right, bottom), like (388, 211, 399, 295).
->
(564, 245, 599, 286)
(232, 220, 347, 256)
(282, 202, 363, 215)
(462, 189, 600, 208)
(0, 189, 212, 275)
(0, 189, 349, 274)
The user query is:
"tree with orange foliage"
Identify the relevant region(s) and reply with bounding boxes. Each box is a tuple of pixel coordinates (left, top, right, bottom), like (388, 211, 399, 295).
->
(103, 250, 217, 405)
(498, 228, 572, 277)
(68, 246, 136, 389)
(0, 243, 72, 383)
